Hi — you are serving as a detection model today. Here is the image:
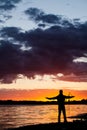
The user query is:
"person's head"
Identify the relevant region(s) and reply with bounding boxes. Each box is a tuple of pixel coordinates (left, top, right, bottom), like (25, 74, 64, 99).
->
(59, 90, 63, 95)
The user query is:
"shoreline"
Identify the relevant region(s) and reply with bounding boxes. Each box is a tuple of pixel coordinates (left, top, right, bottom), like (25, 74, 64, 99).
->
(7, 120, 87, 130)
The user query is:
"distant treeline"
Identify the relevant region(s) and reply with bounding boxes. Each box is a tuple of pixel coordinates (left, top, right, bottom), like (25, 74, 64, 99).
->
(0, 99, 87, 105)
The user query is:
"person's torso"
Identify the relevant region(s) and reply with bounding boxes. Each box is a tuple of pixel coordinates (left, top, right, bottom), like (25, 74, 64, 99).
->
(57, 94, 65, 106)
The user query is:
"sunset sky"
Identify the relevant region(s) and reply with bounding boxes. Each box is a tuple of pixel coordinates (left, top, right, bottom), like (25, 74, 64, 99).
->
(0, 0, 87, 101)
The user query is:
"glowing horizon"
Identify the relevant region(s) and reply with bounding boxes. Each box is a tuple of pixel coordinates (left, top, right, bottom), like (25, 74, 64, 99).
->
(0, 74, 87, 101)
(0, 87, 87, 101)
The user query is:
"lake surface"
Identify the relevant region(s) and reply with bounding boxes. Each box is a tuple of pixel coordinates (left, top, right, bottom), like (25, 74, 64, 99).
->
(0, 105, 87, 130)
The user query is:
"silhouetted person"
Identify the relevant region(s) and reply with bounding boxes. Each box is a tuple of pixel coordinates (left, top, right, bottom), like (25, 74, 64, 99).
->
(46, 90, 74, 123)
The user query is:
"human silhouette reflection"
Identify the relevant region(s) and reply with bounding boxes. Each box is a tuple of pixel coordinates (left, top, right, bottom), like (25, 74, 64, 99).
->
(46, 90, 74, 123)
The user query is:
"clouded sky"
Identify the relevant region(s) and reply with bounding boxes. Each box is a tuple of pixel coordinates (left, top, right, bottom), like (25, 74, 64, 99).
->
(0, 0, 87, 92)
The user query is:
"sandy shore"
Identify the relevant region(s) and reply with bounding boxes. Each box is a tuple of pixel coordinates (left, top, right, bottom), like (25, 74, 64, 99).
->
(7, 121, 87, 130)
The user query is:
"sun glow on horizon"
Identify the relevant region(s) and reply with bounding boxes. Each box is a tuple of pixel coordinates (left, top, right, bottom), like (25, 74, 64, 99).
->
(0, 74, 87, 101)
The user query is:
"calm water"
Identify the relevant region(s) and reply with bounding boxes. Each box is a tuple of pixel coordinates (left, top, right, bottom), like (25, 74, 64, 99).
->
(0, 105, 87, 130)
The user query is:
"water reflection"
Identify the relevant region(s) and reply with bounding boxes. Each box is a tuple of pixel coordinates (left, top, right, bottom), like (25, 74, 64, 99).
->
(0, 105, 87, 129)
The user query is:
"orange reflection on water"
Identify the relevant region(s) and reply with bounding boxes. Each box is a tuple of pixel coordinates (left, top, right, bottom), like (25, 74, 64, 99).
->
(0, 104, 87, 129)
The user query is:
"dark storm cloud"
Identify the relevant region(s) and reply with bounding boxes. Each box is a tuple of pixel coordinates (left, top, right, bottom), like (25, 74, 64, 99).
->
(0, 0, 21, 23)
(1, 27, 22, 39)
(0, 39, 23, 83)
(0, 0, 21, 11)
(0, 20, 87, 83)
(25, 8, 84, 29)
(25, 7, 62, 25)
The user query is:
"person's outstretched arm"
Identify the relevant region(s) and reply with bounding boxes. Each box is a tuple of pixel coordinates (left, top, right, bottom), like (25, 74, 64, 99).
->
(46, 96, 58, 100)
(65, 95, 75, 99)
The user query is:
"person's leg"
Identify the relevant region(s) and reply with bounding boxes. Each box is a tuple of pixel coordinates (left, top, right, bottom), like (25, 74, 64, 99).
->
(58, 106, 61, 123)
(63, 106, 67, 122)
